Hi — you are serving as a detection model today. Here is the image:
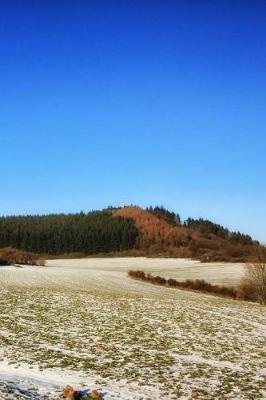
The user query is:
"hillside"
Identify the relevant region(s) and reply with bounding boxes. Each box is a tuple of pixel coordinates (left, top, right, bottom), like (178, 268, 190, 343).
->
(113, 207, 263, 262)
(0, 206, 264, 262)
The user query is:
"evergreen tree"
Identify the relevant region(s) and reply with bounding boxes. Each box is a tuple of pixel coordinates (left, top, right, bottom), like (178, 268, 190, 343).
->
(0, 210, 138, 255)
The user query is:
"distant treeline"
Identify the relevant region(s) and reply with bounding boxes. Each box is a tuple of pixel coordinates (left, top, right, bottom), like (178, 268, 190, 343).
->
(146, 206, 257, 246)
(0, 211, 138, 255)
(0, 206, 260, 259)
(184, 218, 256, 245)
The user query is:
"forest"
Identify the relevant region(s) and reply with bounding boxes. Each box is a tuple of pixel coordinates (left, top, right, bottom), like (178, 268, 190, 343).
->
(183, 217, 257, 245)
(114, 206, 262, 261)
(0, 210, 138, 255)
(0, 206, 262, 260)
(146, 207, 257, 245)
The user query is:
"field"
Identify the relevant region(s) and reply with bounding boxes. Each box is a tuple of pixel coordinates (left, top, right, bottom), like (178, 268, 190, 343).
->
(0, 258, 265, 399)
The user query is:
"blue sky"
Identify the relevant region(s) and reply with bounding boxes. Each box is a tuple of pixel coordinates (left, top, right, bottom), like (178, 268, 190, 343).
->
(0, 1, 265, 242)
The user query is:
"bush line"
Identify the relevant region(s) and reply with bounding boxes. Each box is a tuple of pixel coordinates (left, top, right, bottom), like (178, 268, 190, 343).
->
(128, 270, 238, 299)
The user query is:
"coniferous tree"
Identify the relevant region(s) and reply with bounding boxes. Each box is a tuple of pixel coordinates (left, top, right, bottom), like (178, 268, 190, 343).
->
(0, 210, 138, 255)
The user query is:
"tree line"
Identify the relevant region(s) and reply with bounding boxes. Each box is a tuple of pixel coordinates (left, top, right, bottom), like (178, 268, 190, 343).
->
(146, 206, 182, 226)
(183, 217, 257, 245)
(0, 206, 260, 258)
(146, 207, 257, 246)
(0, 211, 138, 255)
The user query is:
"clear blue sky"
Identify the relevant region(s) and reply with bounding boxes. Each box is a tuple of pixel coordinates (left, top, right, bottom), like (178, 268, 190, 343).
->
(0, 1, 265, 242)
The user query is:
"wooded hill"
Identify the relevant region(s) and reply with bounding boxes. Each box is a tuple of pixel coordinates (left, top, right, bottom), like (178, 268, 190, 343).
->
(113, 207, 262, 262)
(0, 206, 264, 262)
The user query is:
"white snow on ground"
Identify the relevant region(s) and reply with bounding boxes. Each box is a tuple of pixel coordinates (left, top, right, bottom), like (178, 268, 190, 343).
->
(0, 257, 245, 289)
(0, 361, 164, 400)
(173, 355, 243, 371)
(0, 258, 265, 399)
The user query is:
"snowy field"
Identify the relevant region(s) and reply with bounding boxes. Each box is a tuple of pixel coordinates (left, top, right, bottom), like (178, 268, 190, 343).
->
(0, 258, 265, 399)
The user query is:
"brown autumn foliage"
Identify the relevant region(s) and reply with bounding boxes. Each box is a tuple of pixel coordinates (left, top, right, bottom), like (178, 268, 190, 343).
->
(128, 270, 237, 299)
(113, 207, 261, 262)
(114, 206, 195, 252)
(237, 247, 266, 304)
(128, 269, 265, 303)
(0, 247, 45, 266)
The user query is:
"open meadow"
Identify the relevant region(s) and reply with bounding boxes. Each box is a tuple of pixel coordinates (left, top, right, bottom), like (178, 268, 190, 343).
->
(0, 258, 265, 399)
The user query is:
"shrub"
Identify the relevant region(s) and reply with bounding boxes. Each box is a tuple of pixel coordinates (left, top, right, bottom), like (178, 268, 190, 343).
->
(128, 270, 145, 280)
(0, 247, 46, 266)
(151, 275, 167, 285)
(236, 280, 258, 302)
(167, 278, 179, 288)
(128, 270, 237, 299)
(237, 252, 266, 304)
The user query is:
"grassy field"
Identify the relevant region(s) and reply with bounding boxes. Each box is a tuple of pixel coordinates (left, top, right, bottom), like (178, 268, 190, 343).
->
(0, 258, 265, 399)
